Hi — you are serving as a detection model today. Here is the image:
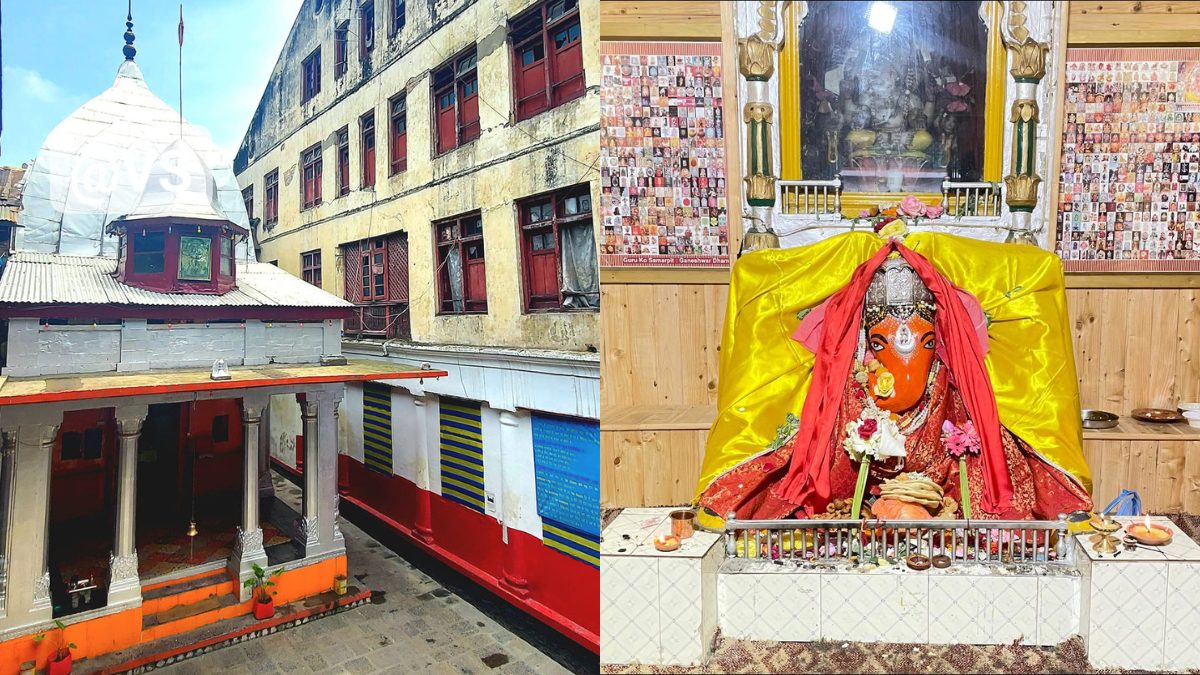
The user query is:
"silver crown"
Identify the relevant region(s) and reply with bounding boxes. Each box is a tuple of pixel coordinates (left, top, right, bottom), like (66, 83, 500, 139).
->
(864, 258, 935, 326)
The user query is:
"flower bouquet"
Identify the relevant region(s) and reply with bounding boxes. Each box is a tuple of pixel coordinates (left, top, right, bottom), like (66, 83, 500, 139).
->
(842, 410, 907, 522)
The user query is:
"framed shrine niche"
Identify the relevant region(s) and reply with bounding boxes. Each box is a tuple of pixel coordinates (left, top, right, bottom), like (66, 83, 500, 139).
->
(779, 0, 1006, 215)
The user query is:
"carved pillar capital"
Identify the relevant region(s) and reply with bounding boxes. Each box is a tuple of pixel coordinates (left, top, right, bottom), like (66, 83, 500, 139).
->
(1008, 38, 1049, 83)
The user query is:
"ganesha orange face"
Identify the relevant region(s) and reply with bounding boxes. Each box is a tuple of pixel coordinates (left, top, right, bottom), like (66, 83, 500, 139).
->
(866, 314, 936, 413)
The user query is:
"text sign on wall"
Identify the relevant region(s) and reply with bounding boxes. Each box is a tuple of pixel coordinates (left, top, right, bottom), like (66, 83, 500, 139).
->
(531, 414, 599, 537)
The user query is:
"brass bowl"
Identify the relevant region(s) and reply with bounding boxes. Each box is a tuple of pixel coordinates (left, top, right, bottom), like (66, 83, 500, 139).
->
(1081, 409, 1119, 429)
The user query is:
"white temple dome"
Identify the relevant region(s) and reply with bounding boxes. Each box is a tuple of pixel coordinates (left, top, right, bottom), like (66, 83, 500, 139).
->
(17, 59, 254, 259)
(124, 139, 228, 223)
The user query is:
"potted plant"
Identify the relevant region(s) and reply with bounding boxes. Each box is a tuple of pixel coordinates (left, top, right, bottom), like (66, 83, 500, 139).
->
(34, 620, 76, 675)
(243, 563, 284, 619)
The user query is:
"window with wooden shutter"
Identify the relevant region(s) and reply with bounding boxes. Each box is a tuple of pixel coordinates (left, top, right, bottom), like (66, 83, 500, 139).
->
(389, 94, 407, 175)
(435, 213, 487, 314)
(335, 23, 349, 79)
(510, 0, 584, 122)
(301, 142, 322, 210)
(361, 110, 376, 188)
(302, 48, 321, 103)
(518, 184, 598, 311)
(302, 249, 322, 287)
(432, 48, 480, 154)
(336, 126, 350, 196)
(264, 169, 279, 226)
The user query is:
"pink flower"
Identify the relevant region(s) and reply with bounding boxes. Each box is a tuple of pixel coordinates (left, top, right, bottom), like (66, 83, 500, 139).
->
(898, 195, 927, 217)
(925, 205, 945, 219)
(858, 418, 878, 439)
(859, 209, 872, 218)
(946, 82, 972, 97)
(941, 420, 981, 458)
(946, 100, 970, 113)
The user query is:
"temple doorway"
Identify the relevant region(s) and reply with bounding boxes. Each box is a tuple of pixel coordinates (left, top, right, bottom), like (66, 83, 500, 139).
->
(47, 409, 117, 618)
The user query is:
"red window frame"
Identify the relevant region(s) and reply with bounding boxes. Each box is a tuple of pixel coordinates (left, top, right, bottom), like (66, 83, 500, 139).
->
(432, 49, 479, 155)
(391, 0, 406, 35)
(434, 212, 487, 314)
(302, 48, 321, 103)
(242, 185, 254, 222)
(336, 126, 350, 196)
(360, 0, 375, 63)
(389, 94, 408, 175)
(360, 110, 376, 189)
(264, 169, 279, 225)
(301, 143, 323, 210)
(334, 23, 349, 79)
(518, 185, 593, 311)
(510, 0, 584, 122)
(302, 249, 322, 287)
(360, 237, 387, 301)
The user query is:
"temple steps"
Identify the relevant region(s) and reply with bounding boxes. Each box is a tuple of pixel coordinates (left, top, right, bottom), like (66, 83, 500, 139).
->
(141, 569, 238, 616)
(141, 589, 246, 641)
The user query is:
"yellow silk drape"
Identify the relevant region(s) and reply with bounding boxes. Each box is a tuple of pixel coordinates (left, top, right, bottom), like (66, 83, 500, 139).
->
(694, 231, 1091, 503)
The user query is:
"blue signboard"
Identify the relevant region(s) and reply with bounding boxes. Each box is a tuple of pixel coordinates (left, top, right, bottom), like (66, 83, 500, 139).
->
(531, 414, 599, 538)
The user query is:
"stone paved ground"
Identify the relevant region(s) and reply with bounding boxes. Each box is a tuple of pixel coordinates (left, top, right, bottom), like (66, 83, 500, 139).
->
(158, 473, 587, 675)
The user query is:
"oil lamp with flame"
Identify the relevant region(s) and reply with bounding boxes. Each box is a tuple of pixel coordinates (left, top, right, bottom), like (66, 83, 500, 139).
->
(1124, 514, 1173, 546)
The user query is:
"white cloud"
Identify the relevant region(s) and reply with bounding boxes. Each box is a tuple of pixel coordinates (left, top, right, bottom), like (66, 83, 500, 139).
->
(4, 65, 65, 103)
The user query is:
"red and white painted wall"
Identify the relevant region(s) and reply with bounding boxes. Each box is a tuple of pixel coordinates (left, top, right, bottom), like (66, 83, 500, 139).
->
(268, 343, 599, 652)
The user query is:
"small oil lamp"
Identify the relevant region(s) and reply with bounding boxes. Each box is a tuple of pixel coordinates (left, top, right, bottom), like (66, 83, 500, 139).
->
(1089, 513, 1122, 555)
(654, 533, 680, 552)
(1124, 514, 1173, 546)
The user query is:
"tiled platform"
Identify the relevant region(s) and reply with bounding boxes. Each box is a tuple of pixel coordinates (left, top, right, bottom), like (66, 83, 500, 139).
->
(600, 510, 1200, 670)
(600, 508, 722, 666)
(1078, 516, 1200, 671)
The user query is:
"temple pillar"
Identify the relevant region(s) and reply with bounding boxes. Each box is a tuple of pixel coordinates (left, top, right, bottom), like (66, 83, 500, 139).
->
(230, 395, 270, 599)
(258, 398, 275, 502)
(298, 397, 320, 553)
(1001, 4, 1049, 243)
(412, 395, 435, 544)
(738, 0, 783, 252)
(108, 405, 147, 607)
(1, 418, 60, 627)
(300, 387, 345, 558)
(497, 410, 529, 598)
(0, 431, 16, 615)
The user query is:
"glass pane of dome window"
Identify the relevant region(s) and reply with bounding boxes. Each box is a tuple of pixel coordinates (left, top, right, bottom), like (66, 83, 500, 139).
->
(797, 0, 989, 193)
(220, 236, 234, 276)
(133, 230, 166, 274)
(178, 235, 213, 281)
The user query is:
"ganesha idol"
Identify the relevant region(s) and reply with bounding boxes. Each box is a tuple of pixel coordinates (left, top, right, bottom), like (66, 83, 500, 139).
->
(694, 231, 1093, 529)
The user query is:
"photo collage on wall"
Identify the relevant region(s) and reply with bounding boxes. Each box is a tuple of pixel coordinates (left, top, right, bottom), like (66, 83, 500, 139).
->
(600, 41, 729, 268)
(1057, 47, 1200, 272)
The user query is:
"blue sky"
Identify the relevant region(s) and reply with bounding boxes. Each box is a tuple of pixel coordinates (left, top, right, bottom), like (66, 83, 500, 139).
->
(1, 0, 303, 166)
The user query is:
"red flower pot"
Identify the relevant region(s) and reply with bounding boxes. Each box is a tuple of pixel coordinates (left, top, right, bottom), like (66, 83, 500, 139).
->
(253, 597, 274, 620)
(47, 652, 72, 675)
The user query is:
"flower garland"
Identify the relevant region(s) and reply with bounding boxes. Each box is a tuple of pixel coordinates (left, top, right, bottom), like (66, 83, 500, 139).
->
(941, 419, 981, 518)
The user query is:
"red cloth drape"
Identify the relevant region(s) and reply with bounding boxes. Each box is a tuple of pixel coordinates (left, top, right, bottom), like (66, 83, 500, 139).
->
(773, 240, 1014, 515)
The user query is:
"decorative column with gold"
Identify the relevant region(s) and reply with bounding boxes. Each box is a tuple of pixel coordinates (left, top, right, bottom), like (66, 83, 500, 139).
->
(739, 1, 782, 252)
(1001, 2, 1049, 243)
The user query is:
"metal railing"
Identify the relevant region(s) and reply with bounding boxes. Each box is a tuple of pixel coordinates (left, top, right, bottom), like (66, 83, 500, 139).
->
(942, 179, 1002, 218)
(778, 177, 842, 218)
(724, 513, 1073, 566)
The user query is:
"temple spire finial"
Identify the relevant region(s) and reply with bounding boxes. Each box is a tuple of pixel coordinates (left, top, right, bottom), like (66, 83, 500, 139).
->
(123, 0, 137, 60)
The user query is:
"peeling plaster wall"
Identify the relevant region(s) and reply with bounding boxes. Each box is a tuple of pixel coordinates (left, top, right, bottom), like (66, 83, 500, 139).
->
(236, 0, 601, 352)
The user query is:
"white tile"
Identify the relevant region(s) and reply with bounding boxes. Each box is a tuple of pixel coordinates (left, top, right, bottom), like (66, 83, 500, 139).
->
(1036, 575, 1081, 646)
(1165, 562, 1200, 671)
(600, 556, 660, 665)
(987, 575, 1038, 645)
(717, 571, 757, 639)
(658, 557, 705, 665)
(821, 571, 928, 643)
(601, 512, 668, 557)
(1086, 561, 1168, 670)
(699, 541, 721, 652)
(754, 570, 821, 641)
(1077, 545, 1092, 654)
(928, 574, 988, 644)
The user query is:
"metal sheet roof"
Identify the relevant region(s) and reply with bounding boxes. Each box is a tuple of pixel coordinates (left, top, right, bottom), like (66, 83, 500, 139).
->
(0, 252, 352, 308)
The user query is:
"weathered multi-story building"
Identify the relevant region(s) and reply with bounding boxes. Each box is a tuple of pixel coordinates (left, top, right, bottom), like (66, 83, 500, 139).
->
(234, 0, 600, 650)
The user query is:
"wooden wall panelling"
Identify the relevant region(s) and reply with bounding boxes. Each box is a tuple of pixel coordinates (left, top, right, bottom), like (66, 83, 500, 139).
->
(1083, 438, 1200, 514)
(599, 1, 724, 40)
(1068, 2, 1200, 45)
(600, 429, 709, 508)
